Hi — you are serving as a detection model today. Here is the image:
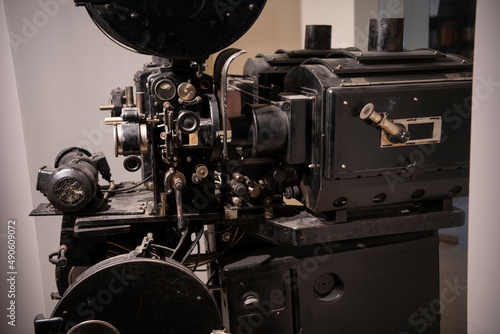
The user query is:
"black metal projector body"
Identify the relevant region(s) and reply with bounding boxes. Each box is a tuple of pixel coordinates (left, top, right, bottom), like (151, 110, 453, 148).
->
(237, 47, 472, 215)
(31, 2, 471, 333)
(221, 231, 441, 334)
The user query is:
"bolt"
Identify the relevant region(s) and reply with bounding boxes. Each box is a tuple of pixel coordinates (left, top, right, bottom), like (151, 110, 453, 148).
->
(174, 178, 183, 190)
(249, 4, 255, 10)
(233, 173, 244, 183)
(221, 231, 233, 242)
(192, 175, 201, 184)
(232, 197, 243, 207)
(186, 156, 192, 163)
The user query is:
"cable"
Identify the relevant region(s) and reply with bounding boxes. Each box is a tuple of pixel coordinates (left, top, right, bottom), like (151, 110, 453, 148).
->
(102, 175, 152, 193)
(183, 227, 246, 270)
(151, 244, 175, 256)
(192, 239, 201, 272)
(206, 262, 219, 285)
(181, 227, 205, 265)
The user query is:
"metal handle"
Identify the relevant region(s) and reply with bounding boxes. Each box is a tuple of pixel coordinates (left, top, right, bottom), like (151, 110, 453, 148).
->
(360, 103, 410, 143)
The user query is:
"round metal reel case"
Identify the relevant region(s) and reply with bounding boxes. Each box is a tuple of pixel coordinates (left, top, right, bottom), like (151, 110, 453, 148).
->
(84, 0, 267, 59)
(51, 254, 222, 333)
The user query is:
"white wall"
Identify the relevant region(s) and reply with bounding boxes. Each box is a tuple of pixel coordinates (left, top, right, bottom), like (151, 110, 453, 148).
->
(218, 0, 302, 74)
(0, 1, 45, 332)
(301, 0, 356, 48)
(301, 0, 429, 52)
(3, 0, 301, 319)
(468, 0, 500, 331)
(3, 0, 148, 315)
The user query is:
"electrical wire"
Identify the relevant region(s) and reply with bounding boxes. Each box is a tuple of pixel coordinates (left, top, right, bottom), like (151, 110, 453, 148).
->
(192, 239, 201, 272)
(102, 175, 152, 193)
(181, 227, 205, 265)
(182, 227, 246, 270)
(206, 262, 219, 285)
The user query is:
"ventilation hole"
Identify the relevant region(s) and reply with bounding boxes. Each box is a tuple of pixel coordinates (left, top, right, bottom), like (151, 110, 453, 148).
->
(333, 197, 347, 208)
(373, 193, 387, 204)
(449, 186, 463, 197)
(314, 273, 344, 303)
(411, 189, 425, 199)
(54, 178, 85, 205)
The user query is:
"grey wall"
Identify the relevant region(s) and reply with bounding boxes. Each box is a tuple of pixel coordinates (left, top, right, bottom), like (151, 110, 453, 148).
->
(468, 0, 500, 331)
(0, 2, 45, 332)
(3, 0, 147, 315)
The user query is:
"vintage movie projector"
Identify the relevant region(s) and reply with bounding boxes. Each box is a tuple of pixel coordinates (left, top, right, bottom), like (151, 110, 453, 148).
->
(32, 1, 472, 333)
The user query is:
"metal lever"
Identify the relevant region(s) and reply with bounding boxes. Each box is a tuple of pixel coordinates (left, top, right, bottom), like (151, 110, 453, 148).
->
(360, 103, 410, 143)
(49, 245, 68, 268)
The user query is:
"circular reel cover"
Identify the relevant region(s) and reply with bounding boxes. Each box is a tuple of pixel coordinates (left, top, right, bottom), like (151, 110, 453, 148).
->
(52, 255, 222, 333)
(85, 0, 267, 59)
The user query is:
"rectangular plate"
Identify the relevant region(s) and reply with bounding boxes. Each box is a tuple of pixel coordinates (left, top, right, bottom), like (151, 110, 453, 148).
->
(381, 116, 442, 147)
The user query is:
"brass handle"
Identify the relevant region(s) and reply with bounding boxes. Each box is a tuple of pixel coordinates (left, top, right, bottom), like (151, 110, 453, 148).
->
(360, 103, 410, 143)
